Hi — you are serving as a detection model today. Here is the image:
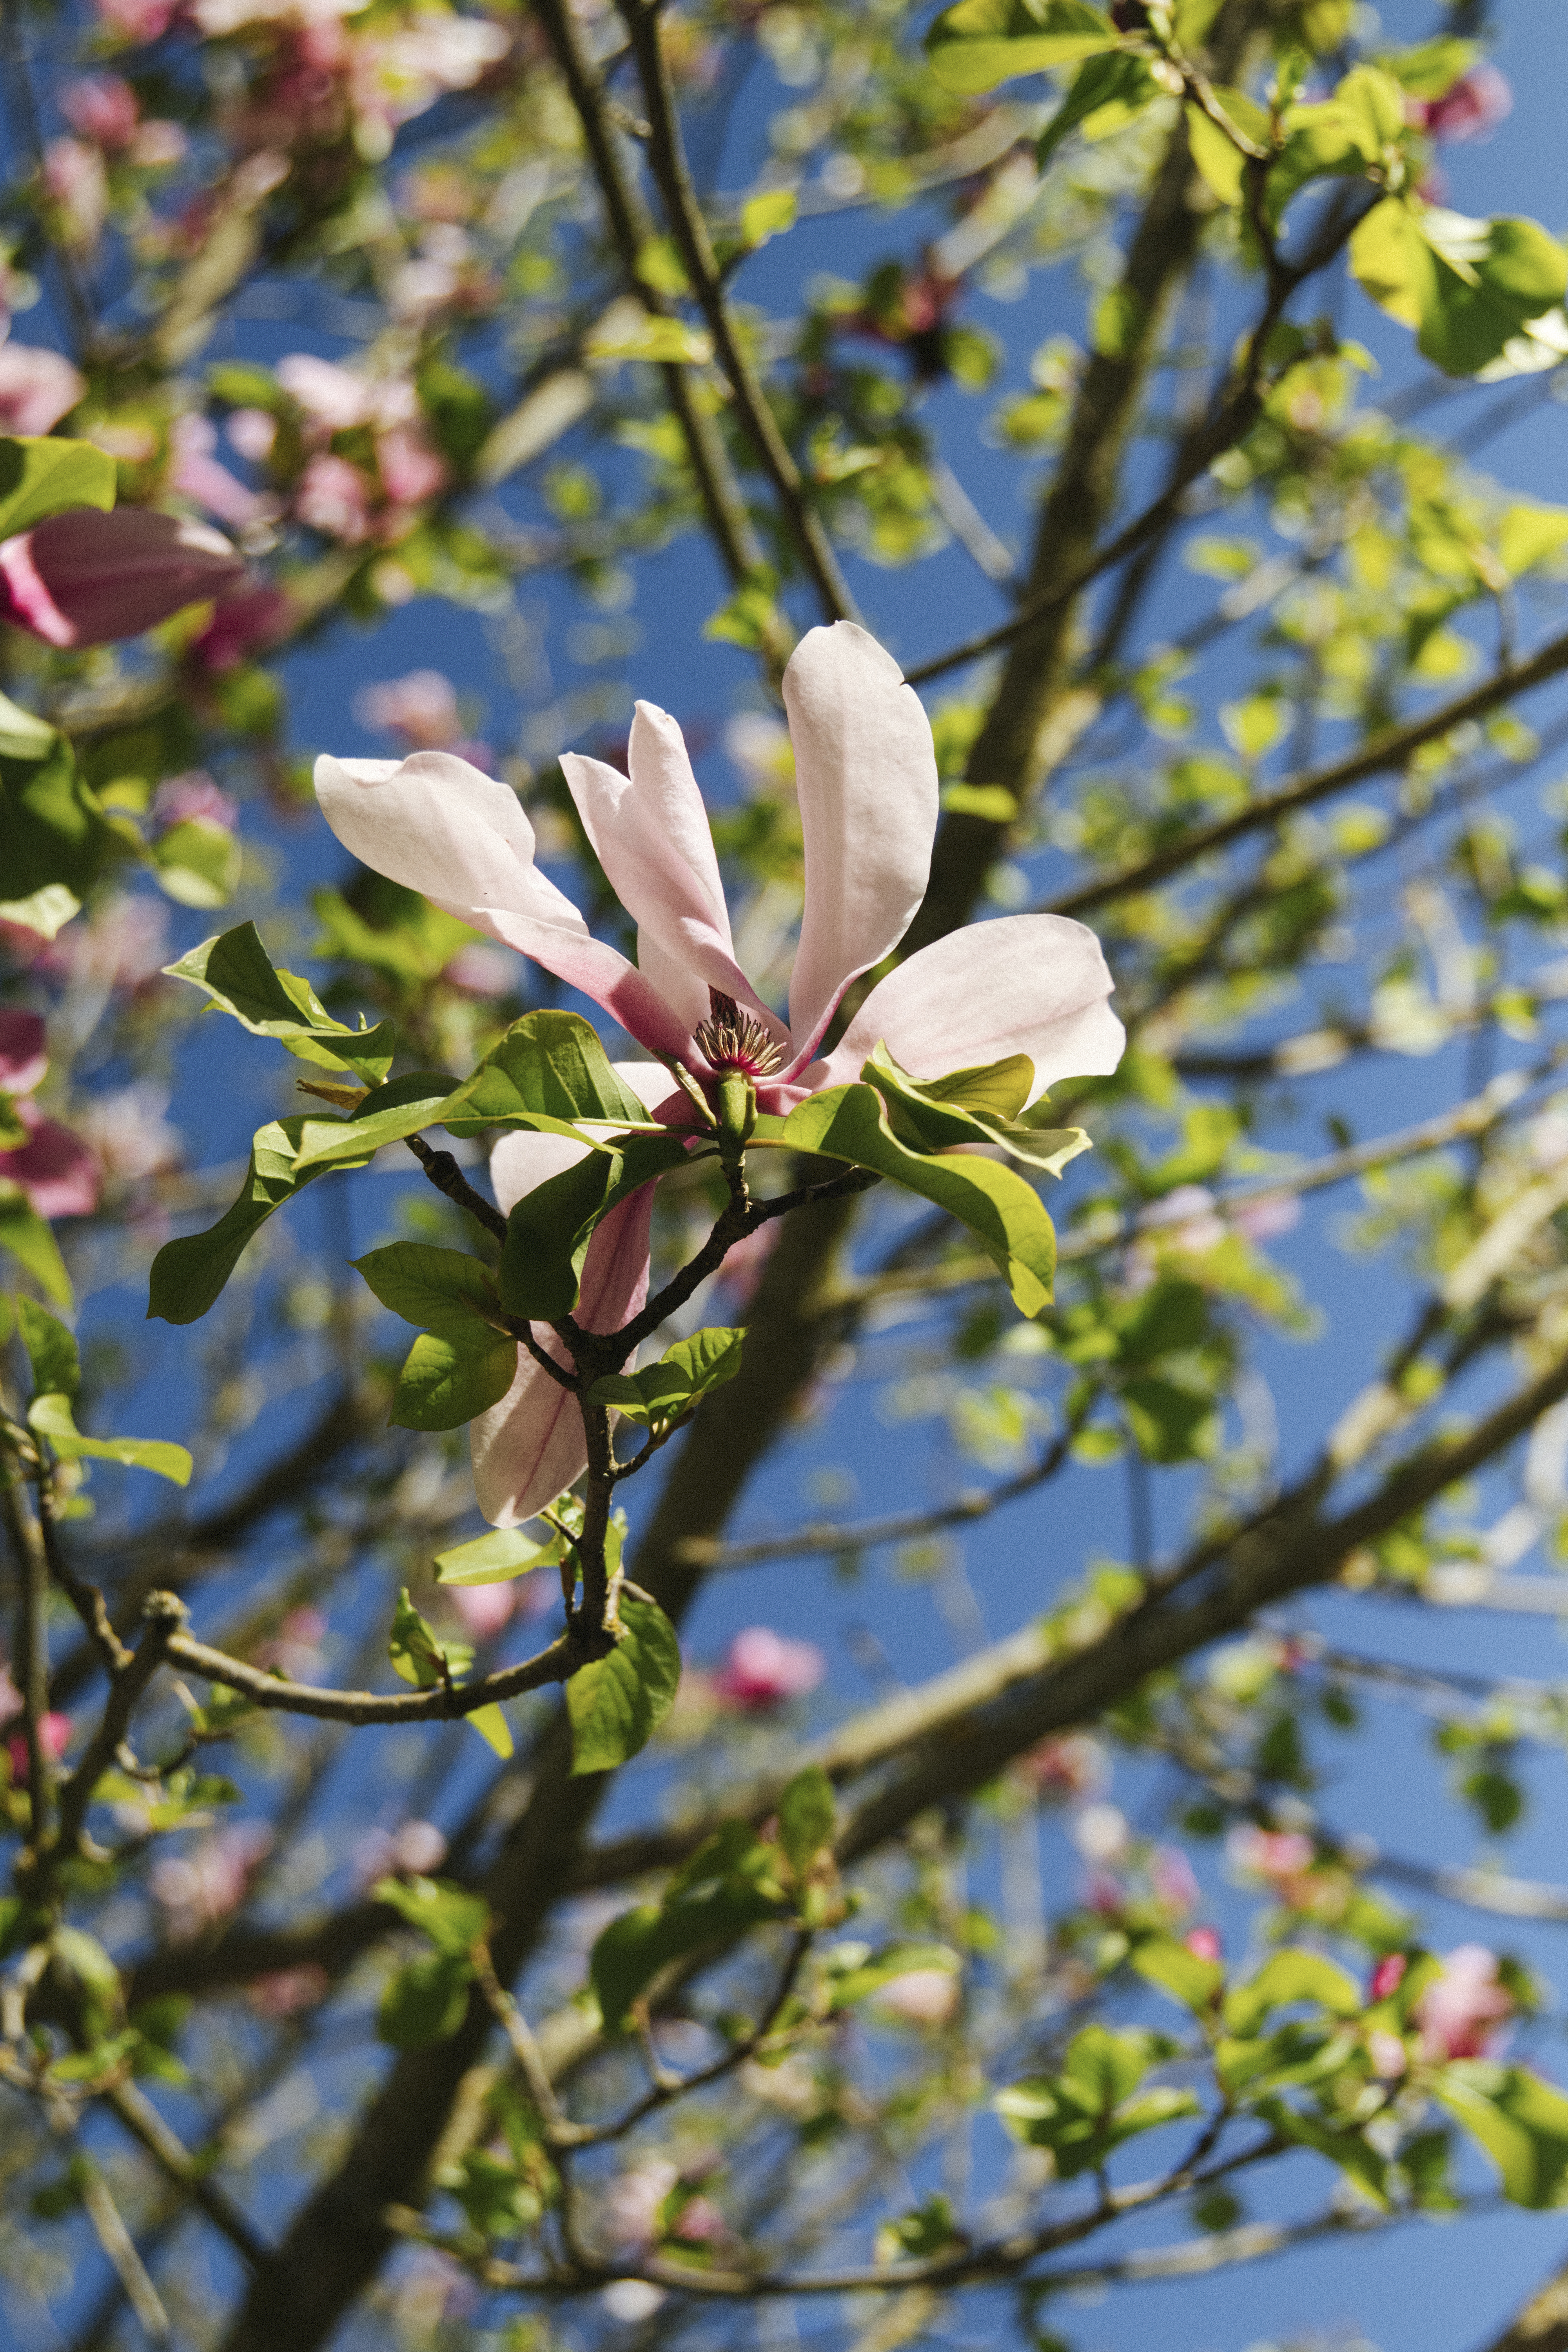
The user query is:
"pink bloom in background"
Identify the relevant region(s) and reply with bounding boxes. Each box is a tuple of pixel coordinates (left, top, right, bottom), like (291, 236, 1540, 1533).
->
(226, 407, 278, 463)
(60, 73, 141, 147)
(1231, 1191, 1300, 1245)
(39, 890, 169, 990)
(1151, 1845, 1200, 1917)
(248, 1962, 329, 2018)
(0, 1099, 99, 1217)
(1138, 1183, 1227, 1254)
(316, 624, 1124, 1526)
(376, 424, 446, 507)
(171, 412, 272, 530)
(606, 2159, 679, 2254)
(151, 1821, 273, 1940)
(1370, 1953, 1409, 2003)
(713, 1626, 825, 1711)
(0, 341, 85, 435)
(0, 506, 245, 648)
(94, 0, 178, 42)
(442, 942, 518, 998)
(1185, 1926, 1223, 1964)
(1414, 63, 1512, 142)
(447, 1581, 516, 1640)
(254, 1606, 327, 1681)
(154, 770, 238, 831)
(874, 1968, 960, 2027)
(1018, 1731, 1105, 1802)
(0, 1007, 49, 1097)
(1416, 1944, 1515, 2061)
(77, 1082, 181, 1185)
(295, 451, 373, 543)
(352, 1816, 448, 1889)
(1229, 1824, 1316, 1888)
(188, 583, 291, 673)
(354, 667, 463, 749)
(43, 138, 108, 248)
(1368, 2029, 1408, 2080)
(6, 1710, 71, 1782)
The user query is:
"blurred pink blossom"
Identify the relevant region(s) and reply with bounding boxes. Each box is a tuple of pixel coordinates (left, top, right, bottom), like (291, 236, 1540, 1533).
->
(40, 891, 169, 990)
(442, 943, 518, 998)
(7, 1710, 71, 1782)
(1018, 1731, 1105, 1802)
(1416, 1945, 1514, 2061)
(151, 1821, 273, 1939)
(0, 342, 85, 435)
(0, 1008, 49, 1096)
(376, 424, 446, 507)
(76, 1082, 181, 1185)
(295, 451, 373, 542)
(227, 407, 279, 463)
(43, 139, 109, 248)
(248, 1963, 330, 2018)
(0, 507, 244, 648)
(354, 668, 462, 750)
(1370, 1953, 1408, 2003)
(713, 1626, 825, 1711)
(1185, 1926, 1222, 1964)
(254, 1606, 327, 1681)
(447, 1581, 515, 1640)
(605, 2158, 678, 2254)
(1138, 1184, 1227, 1253)
(93, 0, 178, 42)
(1228, 1824, 1316, 1887)
(188, 583, 291, 673)
(60, 74, 141, 148)
(352, 1816, 448, 1888)
(0, 1099, 100, 1218)
(1231, 1191, 1299, 1245)
(1151, 1845, 1200, 1917)
(154, 771, 238, 831)
(171, 413, 271, 529)
(1368, 2029, 1407, 2079)
(874, 1967, 960, 2026)
(1413, 63, 1512, 142)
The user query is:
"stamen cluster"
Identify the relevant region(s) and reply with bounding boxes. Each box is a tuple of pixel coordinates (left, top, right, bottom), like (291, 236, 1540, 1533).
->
(693, 989, 784, 1079)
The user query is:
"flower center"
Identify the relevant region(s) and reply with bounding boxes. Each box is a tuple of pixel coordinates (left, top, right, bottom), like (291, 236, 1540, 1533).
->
(693, 989, 783, 1079)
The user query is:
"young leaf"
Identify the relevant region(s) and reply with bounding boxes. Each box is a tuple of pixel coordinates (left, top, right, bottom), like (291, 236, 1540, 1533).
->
(0, 693, 57, 763)
(28, 1393, 192, 1485)
(434, 1526, 567, 1584)
(373, 1873, 490, 1955)
(926, 0, 1118, 98)
(860, 1043, 1091, 1174)
(163, 922, 395, 1081)
(590, 1327, 745, 1427)
(590, 1826, 789, 2030)
(0, 1196, 72, 1307)
(499, 1132, 688, 1321)
(740, 188, 796, 247)
(16, 1298, 79, 1399)
(391, 1326, 517, 1430)
(1350, 201, 1568, 377)
(772, 1083, 1060, 1314)
(149, 1114, 377, 1324)
(353, 1242, 501, 1330)
(388, 1588, 469, 1688)
(290, 1071, 458, 1171)
(777, 1765, 837, 1875)
(1223, 1950, 1362, 2038)
(1433, 2063, 1568, 2209)
(1131, 1935, 1225, 2013)
(0, 436, 116, 541)
(378, 1951, 473, 2048)
(1037, 49, 1159, 170)
(439, 1011, 668, 1137)
(567, 1593, 682, 1775)
(466, 1703, 514, 1758)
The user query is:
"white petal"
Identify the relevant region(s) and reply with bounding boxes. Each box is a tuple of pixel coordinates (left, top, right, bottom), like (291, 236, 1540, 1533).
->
(783, 623, 939, 1067)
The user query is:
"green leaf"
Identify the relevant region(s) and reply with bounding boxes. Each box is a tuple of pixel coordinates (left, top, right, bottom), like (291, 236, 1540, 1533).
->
(586, 309, 713, 366)
(777, 1765, 837, 1875)
(1256, 2097, 1391, 2206)
(1434, 2063, 1568, 2209)
(163, 922, 395, 1081)
(860, 1044, 1091, 1175)
(769, 1083, 1060, 1315)
(16, 1298, 78, 1398)
(1184, 87, 1271, 208)
(1223, 1950, 1362, 2038)
(0, 693, 56, 762)
(567, 1593, 682, 1776)
(353, 1241, 499, 1331)
(434, 1526, 567, 1585)
(0, 884, 79, 940)
(1132, 1935, 1224, 2013)
(148, 1114, 377, 1325)
(378, 1951, 473, 2048)
(373, 1873, 490, 1955)
(152, 820, 242, 911)
(499, 1132, 689, 1322)
(1350, 201, 1568, 377)
(740, 188, 796, 247)
(439, 1011, 664, 1138)
(1037, 49, 1159, 169)
(590, 1825, 789, 2030)
(290, 1072, 461, 1171)
(822, 1940, 959, 2010)
(1, 741, 120, 911)
(392, 1327, 517, 1430)
(28, 1393, 191, 1485)
(590, 1326, 744, 1427)
(388, 1588, 471, 1689)
(466, 1703, 514, 1758)
(0, 436, 115, 540)
(926, 0, 1119, 97)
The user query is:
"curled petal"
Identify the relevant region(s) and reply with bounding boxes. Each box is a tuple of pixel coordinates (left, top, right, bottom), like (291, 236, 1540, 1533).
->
(783, 623, 938, 1069)
(470, 1129, 656, 1526)
(0, 1101, 99, 1218)
(314, 751, 692, 1062)
(563, 702, 781, 1049)
(817, 913, 1124, 1103)
(0, 508, 245, 649)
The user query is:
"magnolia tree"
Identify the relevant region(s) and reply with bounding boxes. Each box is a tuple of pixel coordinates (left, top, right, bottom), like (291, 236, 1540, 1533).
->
(9, 0, 1568, 2345)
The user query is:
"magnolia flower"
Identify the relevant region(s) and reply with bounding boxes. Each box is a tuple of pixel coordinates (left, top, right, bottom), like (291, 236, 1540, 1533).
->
(1413, 63, 1512, 143)
(873, 1967, 961, 2026)
(316, 622, 1124, 1524)
(0, 341, 85, 436)
(0, 507, 245, 648)
(1416, 1944, 1514, 2062)
(714, 1625, 825, 1711)
(0, 1008, 99, 1218)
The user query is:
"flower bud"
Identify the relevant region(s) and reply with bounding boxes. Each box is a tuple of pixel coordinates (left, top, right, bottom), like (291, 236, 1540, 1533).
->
(0, 506, 246, 648)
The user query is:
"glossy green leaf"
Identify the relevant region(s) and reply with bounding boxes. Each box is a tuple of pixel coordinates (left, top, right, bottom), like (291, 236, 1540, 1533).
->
(148, 1113, 376, 1325)
(590, 1823, 789, 2030)
(353, 1241, 500, 1331)
(28, 1392, 191, 1485)
(860, 1044, 1091, 1174)
(772, 1082, 1059, 1315)
(567, 1592, 682, 1776)
(590, 1325, 744, 1427)
(291, 1072, 461, 1171)
(0, 436, 115, 540)
(163, 922, 396, 1080)
(439, 1010, 662, 1138)
(1350, 201, 1568, 377)
(434, 1526, 567, 1585)
(152, 819, 242, 911)
(0, 1195, 72, 1306)
(499, 1131, 688, 1322)
(16, 1298, 79, 1398)
(1, 742, 120, 912)
(926, 0, 1118, 97)
(392, 1326, 517, 1430)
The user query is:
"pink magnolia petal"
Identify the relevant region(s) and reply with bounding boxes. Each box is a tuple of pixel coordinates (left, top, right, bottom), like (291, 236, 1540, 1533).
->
(0, 1101, 99, 1218)
(470, 1143, 657, 1527)
(0, 1007, 48, 1096)
(313, 751, 693, 1062)
(816, 914, 1123, 1103)
(783, 623, 939, 1068)
(562, 705, 782, 1048)
(0, 507, 245, 649)
(0, 342, 86, 437)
